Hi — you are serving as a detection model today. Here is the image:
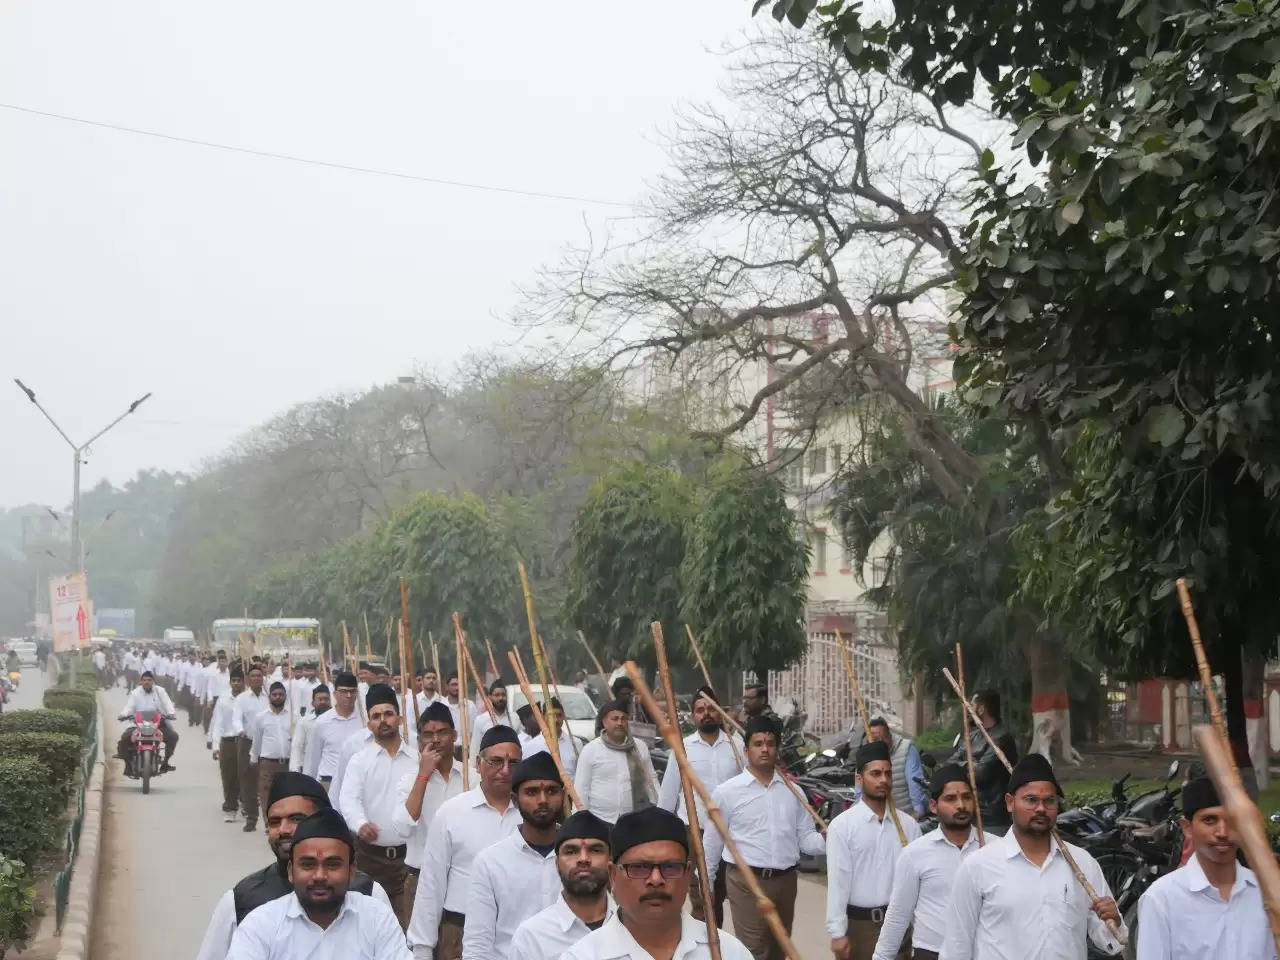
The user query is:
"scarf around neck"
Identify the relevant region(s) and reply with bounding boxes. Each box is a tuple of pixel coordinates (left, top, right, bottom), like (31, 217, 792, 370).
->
(602, 733, 655, 813)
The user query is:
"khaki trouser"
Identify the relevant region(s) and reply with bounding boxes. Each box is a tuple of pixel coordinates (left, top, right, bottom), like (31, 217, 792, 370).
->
(218, 736, 239, 812)
(237, 736, 260, 824)
(401, 869, 419, 931)
(725, 865, 796, 960)
(355, 838, 410, 930)
(256, 757, 289, 820)
(435, 913, 464, 960)
(847, 914, 910, 960)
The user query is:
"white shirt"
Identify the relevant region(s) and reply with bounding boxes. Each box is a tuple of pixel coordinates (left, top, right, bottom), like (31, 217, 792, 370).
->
(339, 739, 418, 845)
(250, 708, 293, 763)
(523, 729, 582, 777)
(333, 727, 418, 802)
(872, 826, 993, 959)
(209, 695, 239, 744)
(562, 913, 753, 960)
(939, 831, 1125, 960)
(392, 760, 466, 870)
(446, 697, 478, 736)
(304, 709, 366, 779)
(226, 890, 410, 960)
(826, 800, 923, 937)
(407, 787, 522, 955)
(510, 894, 617, 960)
(92, 650, 106, 670)
(416, 691, 443, 715)
(1135, 854, 1275, 960)
(573, 737, 659, 824)
(702, 769, 827, 882)
(461, 830, 561, 960)
(194, 871, 394, 960)
(231, 689, 269, 738)
(290, 713, 319, 772)
(471, 708, 516, 744)
(657, 729, 744, 823)
(119, 685, 176, 721)
(205, 665, 232, 703)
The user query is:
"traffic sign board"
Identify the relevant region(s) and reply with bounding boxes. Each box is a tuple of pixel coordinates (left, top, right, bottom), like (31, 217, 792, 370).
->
(49, 574, 91, 652)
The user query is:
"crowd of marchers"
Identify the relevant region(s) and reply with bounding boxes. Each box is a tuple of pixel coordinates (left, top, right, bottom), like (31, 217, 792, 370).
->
(100, 643, 1275, 960)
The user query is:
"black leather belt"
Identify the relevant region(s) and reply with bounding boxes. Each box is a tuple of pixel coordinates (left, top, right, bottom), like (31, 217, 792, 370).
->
(730, 863, 795, 880)
(221, 736, 238, 743)
(847, 904, 889, 923)
(441, 909, 465, 925)
(358, 839, 408, 860)
(913, 950, 939, 960)
(259, 757, 289, 763)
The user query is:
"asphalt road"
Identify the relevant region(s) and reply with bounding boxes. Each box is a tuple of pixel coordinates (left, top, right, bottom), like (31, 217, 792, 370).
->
(5, 662, 50, 710)
(92, 683, 264, 960)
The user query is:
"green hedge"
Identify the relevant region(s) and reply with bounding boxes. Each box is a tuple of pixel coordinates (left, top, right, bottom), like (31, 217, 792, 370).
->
(0, 710, 83, 739)
(0, 734, 80, 794)
(0, 855, 36, 956)
(0, 758, 58, 868)
(41, 690, 95, 726)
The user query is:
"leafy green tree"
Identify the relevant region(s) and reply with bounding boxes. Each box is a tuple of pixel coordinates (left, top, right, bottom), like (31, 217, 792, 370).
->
(680, 454, 809, 678)
(562, 464, 695, 665)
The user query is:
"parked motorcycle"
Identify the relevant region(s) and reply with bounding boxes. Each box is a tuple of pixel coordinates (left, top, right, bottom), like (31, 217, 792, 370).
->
(127, 710, 172, 794)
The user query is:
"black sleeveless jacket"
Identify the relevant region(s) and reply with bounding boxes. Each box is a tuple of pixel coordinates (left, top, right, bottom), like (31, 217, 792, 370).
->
(232, 862, 376, 924)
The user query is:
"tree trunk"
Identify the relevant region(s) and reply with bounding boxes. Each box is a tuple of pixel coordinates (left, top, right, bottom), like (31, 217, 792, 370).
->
(1025, 632, 1081, 766)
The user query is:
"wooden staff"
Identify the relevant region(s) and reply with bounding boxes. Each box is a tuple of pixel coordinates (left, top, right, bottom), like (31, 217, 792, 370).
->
(1176, 578, 1233, 757)
(342, 621, 365, 722)
(430, 633, 442, 691)
(1194, 724, 1280, 953)
(453, 618, 472, 790)
(647, 623, 723, 960)
(625, 662, 795, 960)
(537, 634, 580, 760)
(396, 619, 409, 742)
(684, 624, 716, 690)
(317, 626, 329, 687)
(943, 666, 1126, 945)
(519, 563, 560, 747)
(400, 580, 419, 730)
(835, 629, 907, 846)
(508, 650, 584, 809)
(484, 638, 500, 679)
(454, 616, 495, 722)
(362, 612, 373, 660)
(576, 629, 608, 682)
(955, 644, 985, 844)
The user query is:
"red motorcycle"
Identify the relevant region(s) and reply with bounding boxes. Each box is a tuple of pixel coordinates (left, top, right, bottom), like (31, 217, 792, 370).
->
(130, 711, 168, 794)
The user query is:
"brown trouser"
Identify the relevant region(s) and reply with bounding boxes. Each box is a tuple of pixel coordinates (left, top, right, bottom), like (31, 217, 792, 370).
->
(256, 758, 289, 819)
(436, 912, 464, 960)
(402, 869, 420, 931)
(237, 736, 260, 824)
(218, 736, 240, 812)
(847, 913, 909, 960)
(689, 851, 728, 927)
(203, 698, 215, 734)
(726, 865, 796, 960)
(355, 838, 410, 929)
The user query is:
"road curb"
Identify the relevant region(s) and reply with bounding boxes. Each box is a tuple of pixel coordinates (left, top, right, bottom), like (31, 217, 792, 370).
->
(53, 693, 106, 960)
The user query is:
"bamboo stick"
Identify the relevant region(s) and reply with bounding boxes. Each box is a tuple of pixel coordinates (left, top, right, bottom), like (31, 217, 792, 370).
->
(484, 638, 500, 678)
(1193, 724, 1280, 953)
(342, 621, 365, 722)
(684, 624, 716, 691)
(955, 644, 985, 845)
(648, 623, 722, 960)
(400, 579, 419, 731)
(429, 632, 442, 693)
(538, 634, 580, 760)
(453, 617, 472, 790)
(943, 667, 1126, 945)
(396, 619, 409, 742)
(576, 630, 608, 682)
(518, 562, 561, 747)
(1176, 578, 1233, 759)
(455, 618, 496, 722)
(835, 629, 907, 846)
(624, 662, 798, 960)
(508, 650, 584, 809)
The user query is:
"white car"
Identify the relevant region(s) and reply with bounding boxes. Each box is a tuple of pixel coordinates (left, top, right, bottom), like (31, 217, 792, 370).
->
(504, 683, 598, 743)
(7, 641, 38, 666)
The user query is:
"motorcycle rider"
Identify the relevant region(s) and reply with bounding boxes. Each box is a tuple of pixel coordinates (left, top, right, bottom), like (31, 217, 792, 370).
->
(117, 669, 179, 773)
(946, 689, 1018, 835)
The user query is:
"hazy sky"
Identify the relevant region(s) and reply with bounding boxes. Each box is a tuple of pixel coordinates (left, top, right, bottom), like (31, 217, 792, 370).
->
(1, 0, 752, 508)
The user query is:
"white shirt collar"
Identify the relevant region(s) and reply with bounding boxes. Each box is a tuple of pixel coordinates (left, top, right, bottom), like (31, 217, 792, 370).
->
(927, 824, 983, 850)
(466, 785, 514, 814)
(598, 912, 710, 957)
(551, 892, 616, 933)
(1183, 852, 1257, 897)
(283, 891, 355, 925)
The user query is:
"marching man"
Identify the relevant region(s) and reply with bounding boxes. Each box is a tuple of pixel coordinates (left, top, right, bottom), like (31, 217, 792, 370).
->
(940, 753, 1125, 959)
(1135, 776, 1276, 959)
(872, 764, 993, 960)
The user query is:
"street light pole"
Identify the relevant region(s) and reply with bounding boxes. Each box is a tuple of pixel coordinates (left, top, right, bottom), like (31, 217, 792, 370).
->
(13, 379, 151, 575)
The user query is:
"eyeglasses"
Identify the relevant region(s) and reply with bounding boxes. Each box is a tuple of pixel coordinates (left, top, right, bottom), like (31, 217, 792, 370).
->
(618, 860, 689, 880)
(480, 756, 520, 770)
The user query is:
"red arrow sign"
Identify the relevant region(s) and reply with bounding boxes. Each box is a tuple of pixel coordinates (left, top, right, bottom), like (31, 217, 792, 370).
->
(75, 605, 88, 641)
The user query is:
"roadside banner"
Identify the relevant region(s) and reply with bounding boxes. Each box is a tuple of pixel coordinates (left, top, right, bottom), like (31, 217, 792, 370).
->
(49, 573, 92, 652)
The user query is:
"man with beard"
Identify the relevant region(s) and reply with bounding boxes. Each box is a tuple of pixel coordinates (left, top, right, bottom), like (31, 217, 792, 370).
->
(563, 806, 752, 960)
(233, 664, 269, 832)
(511, 810, 615, 960)
(657, 686, 744, 924)
(872, 765, 994, 960)
(203, 650, 232, 734)
(408, 725, 524, 960)
(941, 753, 1124, 960)
(826, 741, 924, 960)
(471, 678, 515, 743)
(392, 702, 465, 922)
(1135, 777, 1274, 959)
(462, 752, 565, 960)
(523, 698, 584, 777)
(415, 669, 442, 714)
(226, 807, 409, 960)
(251, 682, 294, 819)
(339, 684, 417, 927)
(516, 704, 539, 745)
(195, 773, 390, 960)
(575, 700, 659, 824)
(946, 690, 1018, 836)
(303, 671, 364, 788)
(289, 684, 331, 772)
(443, 672, 478, 735)
(116, 669, 179, 774)
(209, 666, 246, 821)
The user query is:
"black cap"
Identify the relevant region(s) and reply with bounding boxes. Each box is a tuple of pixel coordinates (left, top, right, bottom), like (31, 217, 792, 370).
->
(312, 684, 330, 696)
(290, 808, 353, 855)
(334, 671, 357, 689)
(929, 763, 970, 799)
(267, 772, 331, 812)
(541, 697, 564, 712)
(516, 704, 533, 721)
(611, 806, 688, 861)
(365, 683, 398, 712)
(598, 699, 628, 721)
(478, 724, 521, 751)
(693, 685, 720, 706)
(744, 715, 781, 742)
(140, 670, 154, 679)
(512, 751, 561, 789)
(421, 702, 454, 728)
(269, 681, 285, 692)
(229, 666, 244, 680)
(855, 739, 891, 771)
(1006, 753, 1063, 797)
(557, 810, 611, 851)
(488, 678, 506, 694)
(1182, 776, 1222, 819)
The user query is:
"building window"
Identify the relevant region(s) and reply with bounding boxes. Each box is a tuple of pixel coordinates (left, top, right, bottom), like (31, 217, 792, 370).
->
(778, 448, 804, 490)
(809, 529, 827, 574)
(808, 446, 827, 475)
(831, 443, 842, 472)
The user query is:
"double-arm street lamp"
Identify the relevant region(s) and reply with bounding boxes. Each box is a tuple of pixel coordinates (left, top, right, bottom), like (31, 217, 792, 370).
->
(13, 379, 151, 575)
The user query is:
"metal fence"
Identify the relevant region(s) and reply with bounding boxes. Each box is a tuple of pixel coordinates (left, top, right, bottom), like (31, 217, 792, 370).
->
(53, 705, 98, 931)
(763, 632, 904, 736)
